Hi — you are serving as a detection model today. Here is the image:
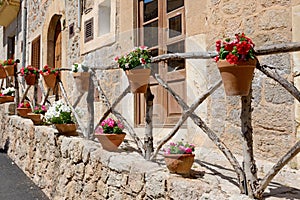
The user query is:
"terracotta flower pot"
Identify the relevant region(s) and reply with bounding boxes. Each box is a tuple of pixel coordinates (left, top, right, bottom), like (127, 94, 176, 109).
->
(25, 74, 37, 85)
(217, 59, 257, 96)
(4, 65, 14, 76)
(55, 124, 78, 136)
(27, 113, 43, 125)
(94, 133, 126, 151)
(164, 154, 195, 175)
(0, 96, 14, 104)
(0, 67, 7, 79)
(125, 68, 151, 93)
(43, 74, 57, 88)
(73, 72, 90, 93)
(17, 108, 32, 118)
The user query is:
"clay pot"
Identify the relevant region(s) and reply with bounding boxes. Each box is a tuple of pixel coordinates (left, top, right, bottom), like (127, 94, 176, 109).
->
(73, 72, 90, 93)
(43, 74, 57, 88)
(25, 74, 37, 85)
(94, 133, 126, 151)
(0, 96, 14, 104)
(125, 68, 151, 93)
(27, 113, 43, 125)
(164, 154, 195, 175)
(217, 59, 257, 96)
(17, 108, 32, 118)
(4, 65, 14, 76)
(54, 124, 78, 136)
(0, 67, 7, 78)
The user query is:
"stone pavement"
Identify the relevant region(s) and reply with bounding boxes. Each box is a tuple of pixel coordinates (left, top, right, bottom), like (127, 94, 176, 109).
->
(0, 151, 48, 200)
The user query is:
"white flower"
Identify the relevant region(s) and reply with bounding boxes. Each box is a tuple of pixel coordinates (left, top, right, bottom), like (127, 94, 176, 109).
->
(2, 87, 15, 95)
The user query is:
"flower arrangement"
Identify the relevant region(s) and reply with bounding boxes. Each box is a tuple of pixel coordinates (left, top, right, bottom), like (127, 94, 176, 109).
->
(18, 101, 31, 109)
(164, 141, 195, 155)
(215, 33, 255, 64)
(40, 65, 59, 76)
(114, 46, 152, 71)
(95, 118, 124, 134)
(0, 87, 15, 96)
(72, 63, 89, 73)
(33, 105, 47, 114)
(20, 65, 39, 76)
(45, 100, 75, 124)
(3, 59, 15, 66)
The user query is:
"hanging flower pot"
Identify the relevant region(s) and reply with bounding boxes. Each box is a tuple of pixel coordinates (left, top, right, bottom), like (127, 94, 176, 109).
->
(72, 72, 90, 92)
(43, 73, 57, 88)
(114, 46, 152, 93)
(4, 65, 15, 76)
(164, 154, 195, 175)
(125, 68, 151, 93)
(27, 113, 43, 125)
(0, 66, 7, 78)
(94, 133, 126, 151)
(25, 74, 37, 85)
(0, 96, 14, 104)
(217, 59, 256, 96)
(41, 65, 58, 89)
(17, 108, 32, 118)
(214, 33, 257, 96)
(55, 124, 78, 136)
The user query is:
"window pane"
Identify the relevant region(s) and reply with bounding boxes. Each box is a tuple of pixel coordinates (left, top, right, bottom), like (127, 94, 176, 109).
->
(144, 0, 158, 22)
(167, 41, 185, 72)
(169, 14, 182, 38)
(150, 49, 158, 74)
(167, 0, 184, 13)
(144, 20, 158, 47)
(98, 0, 111, 36)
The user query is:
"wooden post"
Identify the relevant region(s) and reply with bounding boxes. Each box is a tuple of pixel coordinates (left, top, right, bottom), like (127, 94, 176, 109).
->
(144, 86, 154, 160)
(14, 64, 20, 107)
(240, 89, 258, 197)
(86, 72, 94, 139)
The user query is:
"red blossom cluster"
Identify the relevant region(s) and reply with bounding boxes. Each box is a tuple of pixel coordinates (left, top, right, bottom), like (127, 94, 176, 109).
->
(40, 65, 59, 76)
(20, 65, 39, 76)
(3, 59, 15, 66)
(215, 33, 255, 64)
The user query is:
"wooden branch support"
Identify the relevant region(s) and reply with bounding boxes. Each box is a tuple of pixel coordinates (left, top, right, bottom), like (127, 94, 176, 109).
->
(144, 86, 154, 160)
(240, 91, 258, 197)
(151, 71, 245, 190)
(42, 88, 51, 106)
(58, 80, 86, 137)
(150, 80, 222, 160)
(254, 140, 300, 198)
(86, 72, 94, 139)
(14, 64, 20, 106)
(20, 85, 31, 103)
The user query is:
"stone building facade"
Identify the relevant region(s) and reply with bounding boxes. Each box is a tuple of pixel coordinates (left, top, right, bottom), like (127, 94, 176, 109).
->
(0, 0, 299, 168)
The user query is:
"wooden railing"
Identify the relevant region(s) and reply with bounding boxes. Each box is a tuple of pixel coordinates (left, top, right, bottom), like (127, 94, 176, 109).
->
(5, 42, 300, 199)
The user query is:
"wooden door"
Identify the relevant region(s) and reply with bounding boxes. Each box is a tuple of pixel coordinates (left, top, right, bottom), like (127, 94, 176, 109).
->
(53, 20, 62, 99)
(137, 0, 186, 127)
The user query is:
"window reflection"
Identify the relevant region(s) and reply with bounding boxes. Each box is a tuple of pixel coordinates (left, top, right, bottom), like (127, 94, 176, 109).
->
(144, 0, 158, 22)
(144, 20, 158, 47)
(167, 0, 184, 13)
(169, 14, 182, 38)
(167, 41, 185, 72)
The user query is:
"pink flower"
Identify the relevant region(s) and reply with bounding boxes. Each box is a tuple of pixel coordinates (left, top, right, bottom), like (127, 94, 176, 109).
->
(185, 148, 193, 154)
(140, 58, 146, 65)
(170, 142, 176, 146)
(114, 56, 119, 61)
(140, 46, 148, 50)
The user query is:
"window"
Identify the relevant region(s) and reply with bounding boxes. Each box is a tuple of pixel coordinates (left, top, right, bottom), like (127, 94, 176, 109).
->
(84, 18, 94, 43)
(7, 36, 15, 59)
(69, 23, 75, 38)
(31, 36, 40, 69)
(137, 0, 186, 127)
(98, 0, 111, 36)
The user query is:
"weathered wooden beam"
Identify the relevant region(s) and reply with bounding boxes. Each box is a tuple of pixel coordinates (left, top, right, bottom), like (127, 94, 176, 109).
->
(144, 86, 154, 160)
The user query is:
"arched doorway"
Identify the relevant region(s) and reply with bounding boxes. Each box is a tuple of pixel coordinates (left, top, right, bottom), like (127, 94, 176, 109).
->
(47, 15, 62, 100)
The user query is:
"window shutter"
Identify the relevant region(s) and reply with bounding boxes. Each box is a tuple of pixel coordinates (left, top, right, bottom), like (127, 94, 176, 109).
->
(31, 36, 40, 69)
(84, 18, 94, 43)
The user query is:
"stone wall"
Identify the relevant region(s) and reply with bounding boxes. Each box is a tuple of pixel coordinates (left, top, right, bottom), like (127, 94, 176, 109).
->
(0, 103, 236, 200)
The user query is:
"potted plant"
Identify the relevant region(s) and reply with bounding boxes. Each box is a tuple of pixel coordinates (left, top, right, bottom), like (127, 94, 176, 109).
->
(215, 33, 257, 96)
(94, 118, 126, 151)
(0, 64, 7, 78)
(44, 100, 78, 136)
(27, 105, 47, 125)
(17, 101, 32, 118)
(0, 87, 15, 103)
(72, 63, 90, 93)
(115, 46, 152, 93)
(40, 65, 59, 89)
(3, 59, 15, 76)
(20, 65, 39, 85)
(164, 141, 195, 175)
